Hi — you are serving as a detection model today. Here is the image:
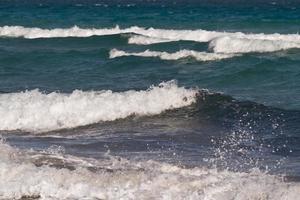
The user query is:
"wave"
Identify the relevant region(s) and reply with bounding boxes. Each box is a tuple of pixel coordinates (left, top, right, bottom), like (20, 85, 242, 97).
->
(128, 35, 175, 45)
(125, 27, 300, 47)
(1, 25, 299, 43)
(2, 25, 300, 53)
(109, 49, 238, 61)
(0, 81, 197, 132)
(0, 25, 228, 40)
(0, 25, 142, 39)
(0, 142, 300, 200)
(209, 36, 300, 53)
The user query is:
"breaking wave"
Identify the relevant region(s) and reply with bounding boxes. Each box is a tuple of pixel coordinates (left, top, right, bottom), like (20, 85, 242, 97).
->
(128, 35, 175, 44)
(109, 49, 238, 61)
(0, 25, 227, 40)
(0, 81, 197, 132)
(2, 25, 300, 53)
(0, 142, 300, 200)
(209, 36, 300, 53)
(0, 25, 134, 39)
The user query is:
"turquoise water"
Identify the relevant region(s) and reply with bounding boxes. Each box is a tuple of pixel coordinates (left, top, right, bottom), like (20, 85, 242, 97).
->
(0, 3, 300, 109)
(0, 1, 300, 199)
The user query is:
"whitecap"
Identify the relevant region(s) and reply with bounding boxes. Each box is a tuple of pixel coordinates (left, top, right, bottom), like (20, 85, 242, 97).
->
(209, 36, 300, 53)
(0, 81, 197, 132)
(0, 142, 299, 200)
(109, 48, 238, 61)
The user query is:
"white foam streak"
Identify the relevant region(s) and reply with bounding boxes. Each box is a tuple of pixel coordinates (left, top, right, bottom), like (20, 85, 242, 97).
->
(125, 27, 300, 53)
(128, 35, 174, 44)
(109, 49, 238, 61)
(0, 81, 197, 132)
(0, 143, 300, 200)
(2, 25, 300, 53)
(210, 36, 300, 53)
(0, 25, 144, 39)
(129, 27, 300, 46)
(0, 25, 227, 41)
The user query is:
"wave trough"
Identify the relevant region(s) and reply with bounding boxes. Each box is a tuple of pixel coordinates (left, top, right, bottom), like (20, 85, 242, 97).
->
(0, 81, 197, 132)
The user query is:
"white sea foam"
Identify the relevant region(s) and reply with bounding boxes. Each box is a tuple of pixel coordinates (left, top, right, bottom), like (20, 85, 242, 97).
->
(125, 27, 300, 50)
(209, 36, 300, 53)
(0, 25, 228, 40)
(2, 25, 300, 54)
(0, 25, 143, 39)
(109, 49, 238, 61)
(128, 35, 175, 44)
(0, 25, 298, 42)
(125, 27, 300, 53)
(0, 81, 197, 132)
(0, 142, 300, 200)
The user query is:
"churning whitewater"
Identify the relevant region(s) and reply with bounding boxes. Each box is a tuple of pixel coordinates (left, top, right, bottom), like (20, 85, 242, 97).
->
(0, 81, 197, 132)
(1, 25, 300, 54)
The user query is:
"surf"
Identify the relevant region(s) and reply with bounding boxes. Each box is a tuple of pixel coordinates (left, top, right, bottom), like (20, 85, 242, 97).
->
(0, 81, 197, 132)
(0, 141, 299, 200)
(2, 25, 300, 54)
(109, 49, 238, 61)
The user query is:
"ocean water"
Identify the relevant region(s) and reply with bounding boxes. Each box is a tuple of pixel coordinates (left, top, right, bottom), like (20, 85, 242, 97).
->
(1, 1, 300, 199)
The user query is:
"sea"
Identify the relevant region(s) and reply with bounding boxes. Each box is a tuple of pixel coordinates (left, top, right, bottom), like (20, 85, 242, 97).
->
(0, 0, 300, 199)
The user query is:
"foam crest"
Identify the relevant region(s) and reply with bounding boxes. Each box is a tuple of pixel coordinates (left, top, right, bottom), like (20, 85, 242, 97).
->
(109, 49, 237, 61)
(126, 27, 300, 48)
(0, 25, 299, 41)
(0, 81, 197, 132)
(0, 25, 228, 40)
(126, 27, 300, 53)
(0, 143, 300, 200)
(0, 25, 144, 39)
(128, 35, 175, 45)
(128, 27, 300, 45)
(2, 25, 300, 54)
(210, 36, 300, 53)
(2, 25, 300, 56)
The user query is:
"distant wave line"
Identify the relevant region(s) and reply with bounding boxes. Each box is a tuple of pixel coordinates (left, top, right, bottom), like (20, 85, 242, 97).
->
(109, 48, 239, 61)
(2, 25, 300, 53)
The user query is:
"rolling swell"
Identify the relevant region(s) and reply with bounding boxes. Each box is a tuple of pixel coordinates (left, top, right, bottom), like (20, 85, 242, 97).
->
(1, 86, 300, 199)
(0, 81, 197, 132)
(2, 25, 300, 54)
(197, 91, 300, 166)
(1, 79, 299, 136)
(109, 48, 238, 61)
(194, 90, 300, 139)
(2, 81, 299, 169)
